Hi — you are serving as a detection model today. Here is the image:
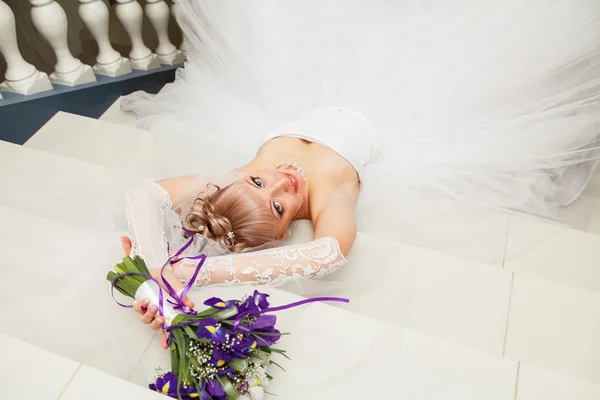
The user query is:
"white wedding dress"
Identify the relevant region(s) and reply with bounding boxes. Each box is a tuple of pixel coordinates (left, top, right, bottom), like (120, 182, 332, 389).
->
(123, 0, 600, 229)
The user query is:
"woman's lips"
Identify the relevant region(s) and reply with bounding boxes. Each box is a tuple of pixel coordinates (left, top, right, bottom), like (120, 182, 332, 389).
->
(283, 173, 298, 193)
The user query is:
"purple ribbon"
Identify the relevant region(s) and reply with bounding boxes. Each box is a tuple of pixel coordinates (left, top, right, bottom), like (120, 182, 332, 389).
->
(160, 230, 206, 315)
(263, 297, 350, 313)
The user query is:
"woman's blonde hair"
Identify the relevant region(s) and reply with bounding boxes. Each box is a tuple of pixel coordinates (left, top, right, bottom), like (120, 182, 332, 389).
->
(182, 181, 278, 252)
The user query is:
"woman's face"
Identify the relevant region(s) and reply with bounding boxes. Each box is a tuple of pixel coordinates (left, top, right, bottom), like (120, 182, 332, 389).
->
(240, 168, 306, 238)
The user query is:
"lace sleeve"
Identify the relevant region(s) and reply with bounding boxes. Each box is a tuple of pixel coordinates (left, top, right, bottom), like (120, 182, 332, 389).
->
(170, 237, 347, 287)
(125, 180, 172, 270)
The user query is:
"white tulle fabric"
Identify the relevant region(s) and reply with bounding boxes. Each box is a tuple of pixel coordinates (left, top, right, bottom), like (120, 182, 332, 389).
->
(125, 180, 347, 287)
(121, 0, 600, 225)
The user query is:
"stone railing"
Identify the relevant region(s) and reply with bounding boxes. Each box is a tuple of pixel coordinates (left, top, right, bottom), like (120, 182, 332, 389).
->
(0, 0, 186, 100)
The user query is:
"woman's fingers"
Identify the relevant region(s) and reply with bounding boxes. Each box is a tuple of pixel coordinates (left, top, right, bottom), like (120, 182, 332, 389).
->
(134, 298, 164, 330)
(141, 304, 158, 324)
(121, 236, 132, 256)
(182, 295, 195, 310)
(150, 315, 164, 331)
(161, 331, 168, 349)
(133, 298, 149, 314)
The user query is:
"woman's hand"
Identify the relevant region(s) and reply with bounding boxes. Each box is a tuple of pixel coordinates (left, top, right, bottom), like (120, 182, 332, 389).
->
(121, 236, 195, 349)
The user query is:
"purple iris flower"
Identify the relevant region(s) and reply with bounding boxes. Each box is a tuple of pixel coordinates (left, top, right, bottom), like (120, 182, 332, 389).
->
(238, 291, 270, 316)
(252, 315, 277, 330)
(206, 378, 225, 397)
(211, 346, 232, 367)
(204, 297, 237, 310)
(230, 337, 255, 357)
(197, 318, 227, 343)
(252, 291, 270, 309)
(148, 372, 179, 398)
(252, 315, 281, 346)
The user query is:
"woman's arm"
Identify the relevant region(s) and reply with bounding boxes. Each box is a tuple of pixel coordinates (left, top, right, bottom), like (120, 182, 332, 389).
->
(311, 191, 358, 256)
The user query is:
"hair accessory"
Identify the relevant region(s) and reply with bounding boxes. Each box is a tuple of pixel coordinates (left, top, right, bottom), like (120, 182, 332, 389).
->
(198, 225, 204, 232)
(227, 231, 235, 240)
(276, 161, 308, 182)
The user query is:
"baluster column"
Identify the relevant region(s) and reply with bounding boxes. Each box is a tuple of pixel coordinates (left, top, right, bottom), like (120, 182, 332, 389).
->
(145, 0, 184, 64)
(115, 0, 160, 70)
(29, 0, 96, 86)
(170, 0, 190, 54)
(79, 0, 131, 77)
(0, 0, 53, 95)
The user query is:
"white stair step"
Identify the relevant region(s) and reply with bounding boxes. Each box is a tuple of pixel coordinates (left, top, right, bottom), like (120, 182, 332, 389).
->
(0, 334, 80, 400)
(517, 363, 600, 400)
(505, 215, 600, 295)
(25, 111, 213, 179)
(99, 96, 137, 127)
(505, 273, 600, 386)
(339, 232, 513, 355)
(25, 111, 147, 170)
(0, 139, 133, 232)
(0, 205, 157, 382)
(61, 364, 165, 400)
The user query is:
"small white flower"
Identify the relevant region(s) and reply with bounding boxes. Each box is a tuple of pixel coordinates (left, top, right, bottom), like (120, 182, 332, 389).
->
(227, 231, 235, 240)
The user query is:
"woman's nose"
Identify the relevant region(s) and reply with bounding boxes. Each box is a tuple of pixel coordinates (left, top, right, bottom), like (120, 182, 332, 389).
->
(271, 176, 291, 194)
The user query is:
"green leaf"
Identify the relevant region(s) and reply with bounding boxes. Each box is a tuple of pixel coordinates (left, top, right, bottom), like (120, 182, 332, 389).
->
(213, 306, 239, 321)
(133, 256, 150, 275)
(227, 358, 249, 372)
(269, 360, 286, 372)
(114, 264, 126, 275)
(183, 325, 198, 340)
(250, 349, 271, 366)
(268, 348, 291, 361)
(254, 332, 288, 337)
(218, 376, 241, 399)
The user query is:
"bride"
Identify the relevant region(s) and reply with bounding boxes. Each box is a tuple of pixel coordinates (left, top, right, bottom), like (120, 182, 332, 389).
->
(119, 0, 600, 344)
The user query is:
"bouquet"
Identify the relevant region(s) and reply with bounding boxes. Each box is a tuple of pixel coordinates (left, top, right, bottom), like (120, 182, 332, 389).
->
(107, 253, 347, 399)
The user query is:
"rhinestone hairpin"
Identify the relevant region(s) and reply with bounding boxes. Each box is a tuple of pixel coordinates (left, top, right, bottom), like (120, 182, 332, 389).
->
(227, 231, 235, 240)
(275, 161, 308, 182)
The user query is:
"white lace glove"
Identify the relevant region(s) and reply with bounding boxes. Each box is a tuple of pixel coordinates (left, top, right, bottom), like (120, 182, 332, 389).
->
(170, 237, 347, 287)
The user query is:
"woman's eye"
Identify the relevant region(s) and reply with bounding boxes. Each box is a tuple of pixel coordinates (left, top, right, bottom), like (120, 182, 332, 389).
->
(252, 177, 264, 187)
(273, 201, 283, 215)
